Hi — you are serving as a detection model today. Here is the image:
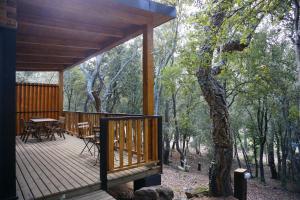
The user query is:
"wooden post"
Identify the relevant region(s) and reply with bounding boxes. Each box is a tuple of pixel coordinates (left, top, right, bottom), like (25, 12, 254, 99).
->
(157, 116, 163, 173)
(58, 70, 64, 116)
(0, 1, 17, 199)
(0, 27, 17, 200)
(100, 118, 109, 191)
(234, 168, 247, 200)
(142, 22, 154, 115)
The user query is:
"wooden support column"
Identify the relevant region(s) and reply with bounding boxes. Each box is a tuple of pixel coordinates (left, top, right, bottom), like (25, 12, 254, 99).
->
(0, 1, 17, 199)
(136, 22, 162, 190)
(143, 22, 154, 115)
(59, 70, 64, 116)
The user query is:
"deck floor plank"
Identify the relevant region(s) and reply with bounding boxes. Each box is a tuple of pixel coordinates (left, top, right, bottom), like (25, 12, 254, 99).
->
(16, 134, 157, 200)
(69, 190, 115, 200)
(31, 139, 99, 183)
(17, 137, 76, 191)
(17, 138, 67, 192)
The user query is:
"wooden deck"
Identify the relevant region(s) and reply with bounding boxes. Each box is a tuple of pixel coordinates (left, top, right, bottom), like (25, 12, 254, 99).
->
(16, 134, 159, 200)
(16, 134, 102, 200)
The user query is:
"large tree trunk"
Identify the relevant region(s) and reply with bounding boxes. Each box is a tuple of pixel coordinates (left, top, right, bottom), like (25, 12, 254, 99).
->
(197, 69, 233, 196)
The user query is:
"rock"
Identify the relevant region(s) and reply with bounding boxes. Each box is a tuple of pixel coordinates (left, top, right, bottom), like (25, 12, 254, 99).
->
(185, 186, 209, 199)
(134, 185, 174, 200)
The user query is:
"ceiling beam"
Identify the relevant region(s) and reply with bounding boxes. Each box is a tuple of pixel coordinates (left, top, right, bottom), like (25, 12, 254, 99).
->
(18, 0, 150, 26)
(17, 22, 111, 42)
(17, 43, 94, 58)
(16, 63, 64, 71)
(17, 35, 102, 50)
(18, 13, 124, 38)
(16, 54, 82, 64)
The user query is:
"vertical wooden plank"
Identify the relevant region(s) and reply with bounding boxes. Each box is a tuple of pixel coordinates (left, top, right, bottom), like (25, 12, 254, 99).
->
(40, 84, 44, 118)
(29, 84, 33, 115)
(37, 84, 40, 118)
(136, 120, 141, 164)
(119, 120, 124, 168)
(143, 22, 154, 115)
(108, 121, 115, 171)
(143, 119, 149, 162)
(48, 85, 50, 117)
(59, 71, 64, 116)
(16, 84, 20, 135)
(25, 84, 30, 120)
(127, 120, 132, 166)
(32, 84, 37, 117)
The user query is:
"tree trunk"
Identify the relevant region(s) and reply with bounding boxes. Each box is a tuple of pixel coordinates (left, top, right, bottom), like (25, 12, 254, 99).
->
(253, 138, 259, 177)
(163, 134, 170, 165)
(268, 131, 278, 179)
(259, 142, 266, 183)
(234, 131, 241, 168)
(197, 69, 233, 196)
(172, 92, 185, 161)
(163, 100, 170, 165)
(92, 91, 101, 112)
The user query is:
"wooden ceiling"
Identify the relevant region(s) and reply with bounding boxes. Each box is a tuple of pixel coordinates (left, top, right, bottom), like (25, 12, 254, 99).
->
(16, 0, 176, 71)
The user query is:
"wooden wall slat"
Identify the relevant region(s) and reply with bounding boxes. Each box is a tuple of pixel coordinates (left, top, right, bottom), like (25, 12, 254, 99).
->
(16, 83, 60, 135)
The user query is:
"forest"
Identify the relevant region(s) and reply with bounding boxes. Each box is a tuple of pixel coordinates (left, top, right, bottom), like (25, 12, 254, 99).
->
(16, 0, 300, 199)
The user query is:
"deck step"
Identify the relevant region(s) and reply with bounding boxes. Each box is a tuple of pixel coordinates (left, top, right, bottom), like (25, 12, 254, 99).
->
(67, 190, 116, 200)
(107, 166, 161, 188)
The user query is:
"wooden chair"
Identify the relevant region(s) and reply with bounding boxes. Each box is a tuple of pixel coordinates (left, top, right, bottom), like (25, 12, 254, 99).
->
(52, 116, 66, 139)
(92, 126, 101, 165)
(19, 119, 26, 141)
(78, 122, 94, 155)
(23, 121, 38, 143)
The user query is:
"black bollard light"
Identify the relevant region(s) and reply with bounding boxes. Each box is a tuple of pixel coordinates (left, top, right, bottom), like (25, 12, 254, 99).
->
(197, 162, 201, 171)
(234, 168, 250, 200)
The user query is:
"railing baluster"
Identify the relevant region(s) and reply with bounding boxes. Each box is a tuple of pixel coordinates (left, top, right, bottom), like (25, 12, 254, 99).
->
(136, 119, 141, 164)
(119, 120, 124, 168)
(143, 119, 149, 162)
(127, 120, 132, 166)
(108, 121, 115, 171)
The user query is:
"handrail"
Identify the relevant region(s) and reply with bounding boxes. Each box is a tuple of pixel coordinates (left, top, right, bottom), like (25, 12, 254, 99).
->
(99, 115, 163, 190)
(63, 111, 163, 190)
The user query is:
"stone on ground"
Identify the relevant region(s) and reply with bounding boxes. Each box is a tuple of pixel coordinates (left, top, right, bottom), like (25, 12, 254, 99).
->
(134, 185, 174, 200)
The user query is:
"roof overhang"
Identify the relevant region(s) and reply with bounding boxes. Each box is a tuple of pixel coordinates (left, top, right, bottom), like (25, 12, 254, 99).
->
(16, 0, 176, 71)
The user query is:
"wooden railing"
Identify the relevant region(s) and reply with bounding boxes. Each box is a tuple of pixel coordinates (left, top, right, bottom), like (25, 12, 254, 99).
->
(99, 115, 162, 190)
(63, 111, 142, 136)
(63, 111, 163, 190)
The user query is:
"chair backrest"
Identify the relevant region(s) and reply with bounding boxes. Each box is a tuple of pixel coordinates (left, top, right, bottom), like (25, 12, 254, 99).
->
(24, 121, 35, 130)
(20, 119, 25, 133)
(58, 116, 65, 128)
(93, 126, 101, 139)
(59, 116, 65, 123)
(77, 122, 90, 137)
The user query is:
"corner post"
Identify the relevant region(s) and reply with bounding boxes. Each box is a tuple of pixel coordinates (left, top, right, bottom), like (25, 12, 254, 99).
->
(0, 1, 17, 199)
(58, 70, 64, 116)
(100, 118, 109, 190)
(142, 22, 154, 115)
(134, 21, 162, 191)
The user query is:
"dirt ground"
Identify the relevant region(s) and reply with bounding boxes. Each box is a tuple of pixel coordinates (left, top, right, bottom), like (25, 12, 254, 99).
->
(161, 149, 300, 200)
